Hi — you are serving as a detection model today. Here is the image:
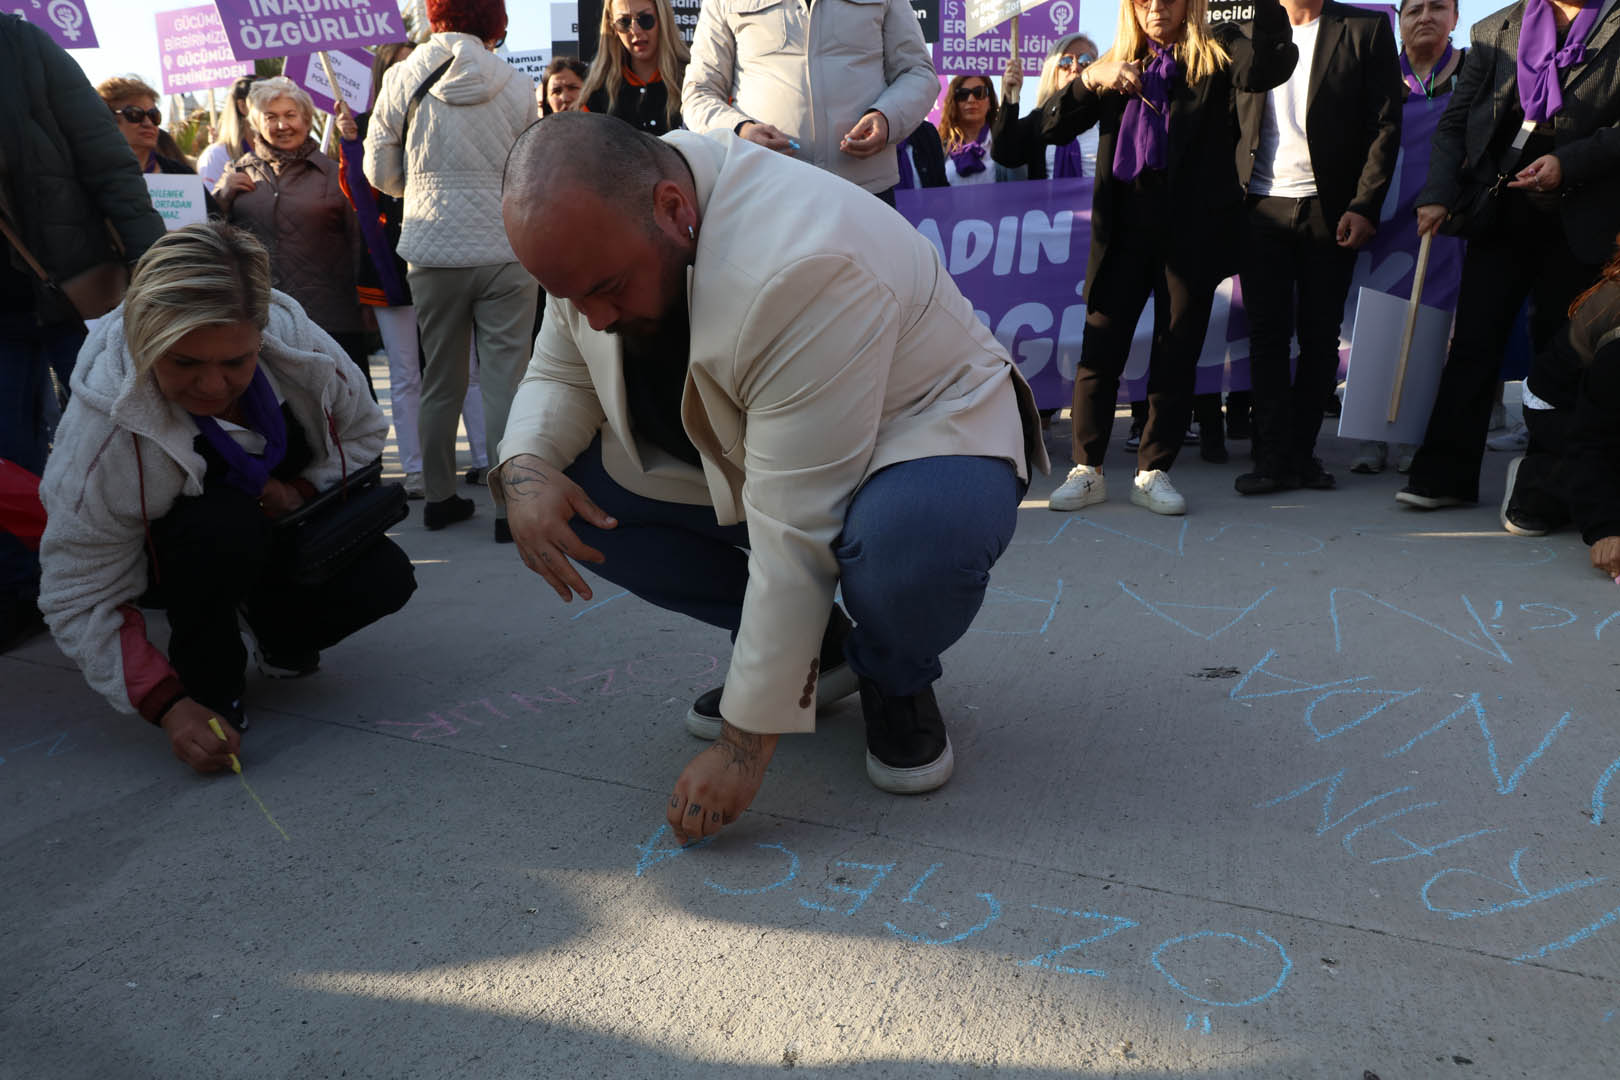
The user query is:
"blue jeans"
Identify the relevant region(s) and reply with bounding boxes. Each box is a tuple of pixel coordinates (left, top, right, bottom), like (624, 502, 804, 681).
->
(0, 314, 84, 599)
(565, 438, 1021, 696)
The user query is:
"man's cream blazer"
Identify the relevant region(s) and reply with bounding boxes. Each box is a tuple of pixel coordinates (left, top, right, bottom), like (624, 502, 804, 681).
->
(498, 129, 1048, 735)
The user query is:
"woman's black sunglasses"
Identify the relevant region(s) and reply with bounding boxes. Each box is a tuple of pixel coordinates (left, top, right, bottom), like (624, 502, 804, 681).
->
(953, 85, 990, 101)
(1055, 54, 1097, 70)
(111, 105, 162, 126)
(615, 12, 657, 31)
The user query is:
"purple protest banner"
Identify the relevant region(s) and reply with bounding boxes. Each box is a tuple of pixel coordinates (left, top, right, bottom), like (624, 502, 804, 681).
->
(212, 0, 405, 61)
(156, 6, 254, 95)
(16, 0, 98, 49)
(285, 45, 377, 114)
(935, 0, 1084, 76)
(894, 99, 1469, 410)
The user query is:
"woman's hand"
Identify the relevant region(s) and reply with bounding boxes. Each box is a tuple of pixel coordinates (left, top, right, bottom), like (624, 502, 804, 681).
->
(1415, 203, 1450, 237)
(1003, 57, 1023, 103)
(216, 170, 255, 204)
(1082, 59, 1142, 96)
(335, 103, 359, 143)
(1507, 153, 1562, 193)
(161, 698, 242, 774)
(259, 477, 305, 518)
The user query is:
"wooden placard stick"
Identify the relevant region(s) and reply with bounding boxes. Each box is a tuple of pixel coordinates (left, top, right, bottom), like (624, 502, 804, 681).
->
(1388, 231, 1433, 423)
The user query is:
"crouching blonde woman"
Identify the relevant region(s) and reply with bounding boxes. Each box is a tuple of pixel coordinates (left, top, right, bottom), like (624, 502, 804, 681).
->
(38, 223, 416, 774)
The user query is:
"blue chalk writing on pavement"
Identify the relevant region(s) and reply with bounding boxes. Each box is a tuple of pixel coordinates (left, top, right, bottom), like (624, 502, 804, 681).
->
(705, 843, 800, 896)
(799, 862, 893, 915)
(634, 824, 713, 877)
(1150, 929, 1293, 1007)
(1421, 847, 1604, 919)
(1383, 693, 1570, 795)
(884, 862, 1002, 945)
(1118, 582, 1276, 641)
(1020, 906, 1138, 977)
(1329, 589, 1512, 663)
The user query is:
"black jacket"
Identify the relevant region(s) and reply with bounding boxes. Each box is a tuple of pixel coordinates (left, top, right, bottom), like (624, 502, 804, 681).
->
(901, 122, 949, 188)
(1564, 280, 1620, 544)
(1414, 1, 1620, 265)
(1041, 0, 1298, 300)
(585, 76, 680, 136)
(0, 15, 165, 325)
(991, 106, 1054, 180)
(1235, 0, 1403, 225)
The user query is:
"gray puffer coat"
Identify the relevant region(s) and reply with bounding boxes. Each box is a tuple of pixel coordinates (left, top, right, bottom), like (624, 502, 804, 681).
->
(0, 15, 165, 325)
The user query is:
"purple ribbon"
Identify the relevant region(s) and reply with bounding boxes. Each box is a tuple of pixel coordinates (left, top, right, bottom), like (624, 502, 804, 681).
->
(1112, 42, 1179, 182)
(339, 139, 409, 307)
(896, 136, 918, 190)
(1052, 139, 1085, 179)
(948, 126, 989, 178)
(1517, 0, 1601, 124)
(189, 365, 287, 498)
(1400, 43, 1454, 97)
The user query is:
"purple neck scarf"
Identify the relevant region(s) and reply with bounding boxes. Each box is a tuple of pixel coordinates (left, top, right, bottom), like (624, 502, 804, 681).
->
(1052, 139, 1086, 178)
(1517, 0, 1602, 123)
(896, 137, 918, 189)
(1112, 42, 1179, 182)
(949, 126, 989, 178)
(1401, 43, 1455, 97)
(189, 365, 287, 498)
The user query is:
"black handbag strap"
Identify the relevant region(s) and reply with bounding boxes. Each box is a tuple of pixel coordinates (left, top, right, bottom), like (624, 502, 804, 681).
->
(402, 58, 454, 147)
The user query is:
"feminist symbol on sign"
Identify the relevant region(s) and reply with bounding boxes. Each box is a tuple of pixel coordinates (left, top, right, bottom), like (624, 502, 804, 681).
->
(1049, 1, 1076, 33)
(46, 0, 86, 41)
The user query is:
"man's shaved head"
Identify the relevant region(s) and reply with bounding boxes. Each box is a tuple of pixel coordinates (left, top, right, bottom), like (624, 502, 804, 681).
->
(502, 113, 700, 336)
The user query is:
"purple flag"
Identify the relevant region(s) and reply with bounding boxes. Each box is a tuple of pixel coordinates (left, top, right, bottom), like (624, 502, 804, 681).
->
(212, 0, 406, 62)
(157, 6, 254, 95)
(17, 0, 99, 50)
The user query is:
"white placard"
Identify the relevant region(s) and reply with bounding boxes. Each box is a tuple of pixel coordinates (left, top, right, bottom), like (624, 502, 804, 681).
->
(291, 48, 376, 114)
(964, 0, 1048, 40)
(1338, 286, 1453, 445)
(504, 48, 554, 84)
(144, 174, 209, 231)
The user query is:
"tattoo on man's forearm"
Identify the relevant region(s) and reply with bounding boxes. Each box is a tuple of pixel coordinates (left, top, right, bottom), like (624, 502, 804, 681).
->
(711, 723, 768, 775)
(501, 461, 553, 499)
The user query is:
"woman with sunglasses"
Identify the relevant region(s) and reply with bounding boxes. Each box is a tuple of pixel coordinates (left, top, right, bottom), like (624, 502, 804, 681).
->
(937, 75, 1025, 186)
(96, 76, 191, 177)
(1042, 0, 1296, 517)
(993, 34, 1102, 179)
(197, 75, 259, 188)
(580, 0, 688, 134)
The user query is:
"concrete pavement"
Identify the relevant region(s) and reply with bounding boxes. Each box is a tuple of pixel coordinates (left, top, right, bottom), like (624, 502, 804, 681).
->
(3, 404, 1617, 1078)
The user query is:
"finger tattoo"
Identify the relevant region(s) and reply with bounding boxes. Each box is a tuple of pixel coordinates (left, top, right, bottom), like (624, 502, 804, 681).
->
(686, 804, 702, 816)
(669, 794, 681, 808)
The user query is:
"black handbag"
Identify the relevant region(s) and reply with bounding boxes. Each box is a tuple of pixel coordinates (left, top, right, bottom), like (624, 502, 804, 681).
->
(273, 460, 407, 586)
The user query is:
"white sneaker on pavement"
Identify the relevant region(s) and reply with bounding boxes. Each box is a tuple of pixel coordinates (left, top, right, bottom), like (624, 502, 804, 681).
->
(1130, 469, 1187, 515)
(1048, 464, 1107, 511)
(403, 472, 425, 499)
(1486, 423, 1529, 451)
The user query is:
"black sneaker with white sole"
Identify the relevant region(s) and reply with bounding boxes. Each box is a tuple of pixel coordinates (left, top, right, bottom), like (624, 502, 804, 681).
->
(686, 605, 858, 739)
(859, 676, 954, 794)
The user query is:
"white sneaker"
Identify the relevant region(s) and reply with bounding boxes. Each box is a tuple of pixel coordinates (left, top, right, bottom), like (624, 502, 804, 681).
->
(403, 472, 425, 499)
(1486, 423, 1528, 451)
(1130, 469, 1187, 515)
(1048, 464, 1107, 511)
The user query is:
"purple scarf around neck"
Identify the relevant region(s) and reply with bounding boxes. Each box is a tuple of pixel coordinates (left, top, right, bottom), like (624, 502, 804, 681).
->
(1401, 42, 1455, 97)
(896, 136, 918, 189)
(949, 125, 989, 178)
(1517, 0, 1602, 123)
(1052, 139, 1086, 178)
(1112, 42, 1179, 182)
(189, 365, 288, 498)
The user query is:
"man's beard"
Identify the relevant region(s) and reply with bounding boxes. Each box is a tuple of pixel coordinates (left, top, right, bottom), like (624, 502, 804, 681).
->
(607, 227, 690, 337)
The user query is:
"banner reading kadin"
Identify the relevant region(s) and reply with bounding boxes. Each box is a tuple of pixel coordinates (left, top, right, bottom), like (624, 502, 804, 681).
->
(212, 0, 405, 61)
(156, 6, 253, 95)
(17, 0, 99, 49)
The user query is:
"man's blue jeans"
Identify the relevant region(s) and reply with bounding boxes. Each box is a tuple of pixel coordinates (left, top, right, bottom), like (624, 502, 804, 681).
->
(1, 314, 84, 602)
(565, 438, 1021, 696)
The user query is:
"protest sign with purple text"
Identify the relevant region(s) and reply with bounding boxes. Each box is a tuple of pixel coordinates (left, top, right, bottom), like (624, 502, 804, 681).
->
(213, 0, 405, 61)
(286, 46, 376, 114)
(934, 0, 1082, 76)
(156, 6, 253, 95)
(15, 0, 98, 49)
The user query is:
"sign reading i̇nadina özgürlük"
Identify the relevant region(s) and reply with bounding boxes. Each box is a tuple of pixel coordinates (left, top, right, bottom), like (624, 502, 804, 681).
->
(212, 0, 406, 61)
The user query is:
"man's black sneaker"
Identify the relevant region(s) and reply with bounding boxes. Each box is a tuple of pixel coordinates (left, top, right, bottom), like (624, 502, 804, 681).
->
(1234, 471, 1293, 496)
(423, 495, 475, 530)
(859, 676, 954, 794)
(1297, 458, 1337, 490)
(686, 605, 858, 739)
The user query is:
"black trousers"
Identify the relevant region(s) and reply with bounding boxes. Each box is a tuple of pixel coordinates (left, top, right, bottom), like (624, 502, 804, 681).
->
(1238, 195, 1358, 478)
(1072, 178, 1218, 473)
(147, 481, 416, 715)
(1510, 404, 1577, 527)
(1407, 194, 1601, 501)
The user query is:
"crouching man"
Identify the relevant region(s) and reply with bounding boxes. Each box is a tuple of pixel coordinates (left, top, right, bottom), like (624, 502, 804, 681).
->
(496, 114, 1047, 841)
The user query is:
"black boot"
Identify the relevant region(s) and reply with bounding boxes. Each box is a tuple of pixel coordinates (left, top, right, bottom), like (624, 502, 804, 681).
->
(860, 676, 954, 794)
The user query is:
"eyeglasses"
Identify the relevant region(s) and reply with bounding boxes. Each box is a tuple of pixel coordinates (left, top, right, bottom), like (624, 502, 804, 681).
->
(111, 105, 162, 126)
(953, 85, 990, 101)
(614, 12, 657, 31)
(1056, 54, 1097, 70)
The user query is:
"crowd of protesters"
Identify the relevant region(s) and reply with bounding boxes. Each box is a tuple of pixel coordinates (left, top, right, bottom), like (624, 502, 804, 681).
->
(2, 0, 1618, 838)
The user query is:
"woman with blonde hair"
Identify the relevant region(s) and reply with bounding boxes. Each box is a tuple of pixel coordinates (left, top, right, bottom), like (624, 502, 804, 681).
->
(580, 0, 688, 134)
(1043, 0, 1296, 517)
(36, 222, 415, 772)
(937, 74, 1025, 186)
(994, 34, 1102, 179)
(196, 75, 258, 186)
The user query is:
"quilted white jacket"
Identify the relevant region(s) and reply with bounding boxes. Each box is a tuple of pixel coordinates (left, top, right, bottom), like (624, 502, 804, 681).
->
(363, 32, 534, 268)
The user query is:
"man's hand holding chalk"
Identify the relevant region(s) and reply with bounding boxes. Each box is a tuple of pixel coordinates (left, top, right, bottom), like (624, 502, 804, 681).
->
(158, 697, 241, 774)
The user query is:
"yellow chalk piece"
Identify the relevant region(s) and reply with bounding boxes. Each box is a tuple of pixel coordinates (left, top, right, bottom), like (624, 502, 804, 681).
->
(207, 716, 243, 774)
(237, 774, 291, 842)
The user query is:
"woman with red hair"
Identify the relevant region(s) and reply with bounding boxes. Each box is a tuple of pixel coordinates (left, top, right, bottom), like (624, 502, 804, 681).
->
(364, 0, 539, 540)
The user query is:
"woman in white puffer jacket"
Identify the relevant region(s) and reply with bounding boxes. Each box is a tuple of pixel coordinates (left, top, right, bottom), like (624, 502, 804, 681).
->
(38, 223, 416, 774)
(363, 0, 539, 541)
